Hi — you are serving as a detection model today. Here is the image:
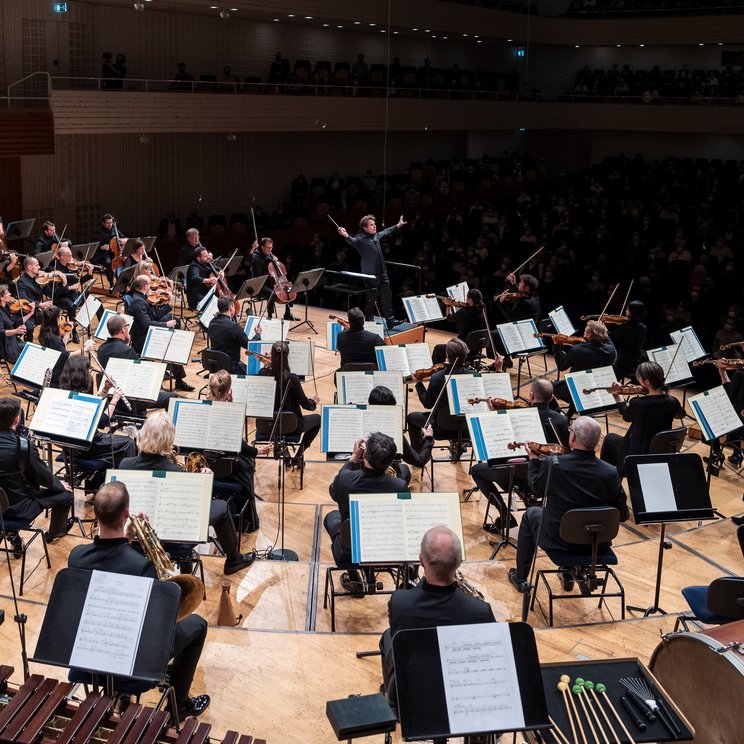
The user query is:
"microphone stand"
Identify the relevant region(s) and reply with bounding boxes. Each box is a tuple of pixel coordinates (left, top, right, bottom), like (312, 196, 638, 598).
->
(384, 259, 422, 296)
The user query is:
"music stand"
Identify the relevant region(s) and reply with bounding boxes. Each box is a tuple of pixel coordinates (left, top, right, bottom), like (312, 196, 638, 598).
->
(393, 622, 549, 741)
(625, 453, 716, 617)
(141, 236, 157, 252)
(35, 249, 56, 271)
(4, 218, 36, 244)
(111, 265, 136, 296)
(291, 268, 324, 334)
(235, 276, 268, 318)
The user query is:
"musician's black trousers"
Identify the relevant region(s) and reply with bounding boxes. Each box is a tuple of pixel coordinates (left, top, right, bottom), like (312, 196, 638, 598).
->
(515, 506, 543, 582)
(363, 275, 393, 325)
(470, 462, 529, 514)
(170, 614, 208, 708)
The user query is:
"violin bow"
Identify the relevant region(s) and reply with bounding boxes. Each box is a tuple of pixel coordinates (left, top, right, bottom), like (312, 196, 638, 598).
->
(512, 245, 544, 276)
(597, 283, 619, 323)
(549, 418, 568, 449)
(480, 306, 500, 368)
(619, 279, 634, 315)
(663, 338, 684, 382)
(308, 337, 318, 397)
(423, 360, 459, 429)
(250, 207, 259, 247)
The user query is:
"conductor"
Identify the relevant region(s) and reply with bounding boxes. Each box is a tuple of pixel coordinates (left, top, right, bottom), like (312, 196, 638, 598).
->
(338, 214, 406, 329)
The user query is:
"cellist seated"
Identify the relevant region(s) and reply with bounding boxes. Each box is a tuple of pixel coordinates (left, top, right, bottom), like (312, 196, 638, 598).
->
(250, 238, 299, 321)
(186, 246, 219, 309)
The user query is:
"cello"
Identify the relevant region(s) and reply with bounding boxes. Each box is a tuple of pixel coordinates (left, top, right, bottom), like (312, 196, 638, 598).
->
(266, 251, 297, 304)
(209, 247, 240, 315)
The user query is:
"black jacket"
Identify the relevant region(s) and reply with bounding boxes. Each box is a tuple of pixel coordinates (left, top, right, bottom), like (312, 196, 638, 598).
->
(69, 536, 157, 578)
(554, 338, 617, 372)
(343, 225, 399, 277)
(129, 291, 173, 353)
(258, 369, 317, 428)
(447, 304, 486, 341)
(500, 293, 540, 322)
(16, 273, 47, 305)
(186, 261, 213, 309)
(0, 305, 24, 364)
(615, 393, 681, 466)
(97, 336, 140, 370)
(612, 321, 647, 378)
(337, 328, 384, 367)
(329, 460, 408, 522)
(119, 453, 180, 473)
(207, 314, 247, 372)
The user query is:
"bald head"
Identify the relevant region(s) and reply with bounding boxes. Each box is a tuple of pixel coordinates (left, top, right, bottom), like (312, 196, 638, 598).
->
(530, 378, 554, 404)
(93, 481, 129, 530)
(420, 526, 463, 584)
(570, 416, 601, 451)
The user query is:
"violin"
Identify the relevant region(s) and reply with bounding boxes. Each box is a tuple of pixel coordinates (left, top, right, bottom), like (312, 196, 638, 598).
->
(692, 357, 744, 370)
(720, 341, 744, 352)
(508, 441, 570, 456)
(328, 314, 350, 330)
(247, 349, 271, 366)
(150, 276, 174, 291)
(0, 249, 20, 280)
(266, 253, 297, 304)
(468, 397, 530, 410)
(59, 320, 73, 335)
(582, 384, 647, 395)
(8, 298, 33, 314)
(412, 363, 446, 381)
(425, 294, 467, 309)
(67, 259, 96, 274)
(535, 332, 585, 346)
(36, 271, 65, 286)
(579, 313, 629, 325)
(146, 288, 172, 306)
(495, 290, 523, 303)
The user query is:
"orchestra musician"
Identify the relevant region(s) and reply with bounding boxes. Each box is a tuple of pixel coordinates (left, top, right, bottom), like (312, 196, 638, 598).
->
(508, 416, 628, 594)
(257, 340, 321, 465)
(599, 361, 681, 476)
(68, 481, 211, 720)
(323, 431, 409, 595)
(432, 288, 487, 365)
(611, 300, 647, 381)
(38, 307, 95, 387)
(207, 296, 257, 374)
(0, 250, 19, 283)
(49, 245, 88, 343)
(186, 246, 218, 310)
(337, 214, 407, 329)
(250, 238, 298, 321)
(129, 274, 194, 391)
(16, 256, 54, 333)
(34, 221, 71, 257)
(470, 378, 570, 533)
(208, 371, 273, 531)
(336, 307, 383, 368)
(178, 228, 201, 268)
(493, 272, 540, 323)
(119, 410, 257, 575)
(121, 238, 147, 271)
(0, 397, 74, 544)
(95, 213, 126, 291)
(0, 284, 33, 364)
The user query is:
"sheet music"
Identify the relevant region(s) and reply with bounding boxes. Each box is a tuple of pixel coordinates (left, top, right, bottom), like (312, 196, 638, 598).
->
(326, 321, 342, 352)
(141, 327, 195, 365)
(375, 345, 409, 375)
(350, 492, 463, 563)
(404, 343, 434, 375)
(169, 400, 245, 452)
(637, 462, 677, 513)
(230, 374, 276, 418)
(670, 326, 707, 362)
(30, 389, 105, 443)
(337, 370, 405, 406)
(565, 367, 617, 413)
(448, 373, 513, 414)
(466, 408, 544, 461)
(244, 316, 289, 342)
(321, 406, 364, 452)
(75, 295, 102, 330)
(11, 342, 63, 387)
(361, 406, 403, 448)
(100, 358, 165, 401)
(288, 340, 314, 377)
(509, 407, 547, 445)
(648, 345, 693, 386)
(107, 469, 212, 542)
(402, 295, 444, 324)
(69, 570, 153, 677)
(548, 306, 576, 336)
(690, 385, 742, 440)
(94, 309, 133, 341)
(363, 321, 386, 337)
(447, 282, 469, 304)
(198, 292, 220, 329)
(437, 622, 525, 734)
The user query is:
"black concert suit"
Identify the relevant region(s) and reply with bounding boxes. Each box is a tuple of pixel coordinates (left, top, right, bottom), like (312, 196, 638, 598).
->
(40, 333, 68, 388)
(257, 368, 320, 451)
(118, 453, 246, 566)
(495, 292, 540, 323)
(342, 224, 400, 326)
(611, 321, 647, 380)
(380, 579, 495, 705)
(323, 460, 409, 567)
(68, 536, 207, 711)
(552, 337, 617, 415)
(250, 251, 294, 321)
(513, 450, 629, 582)
(95, 226, 126, 287)
(0, 428, 72, 536)
(432, 304, 486, 364)
(206, 313, 247, 374)
(336, 328, 384, 368)
(471, 402, 570, 516)
(0, 304, 25, 364)
(186, 260, 213, 310)
(600, 393, 681, 476)
(48, 260, 86, 321)
(177, 243, 196, 270)
(16, 272, 48, 333)
(33, 233, 58, 257)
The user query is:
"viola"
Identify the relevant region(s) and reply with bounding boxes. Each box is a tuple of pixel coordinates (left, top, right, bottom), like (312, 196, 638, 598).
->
(535, 332, 585, 346)
(8, 298, 33, 314)
(508, 441, 570, 456)
(328, 314, 350, 330)
(468, 397, 529, 410)
(247, 349, 271, 366)
(579, 313, 629, 325)
(266, 253, 297, 304)
(583, 384, 647, 395)
(692, 357, 744, 370)
(412, 363, 446, 381)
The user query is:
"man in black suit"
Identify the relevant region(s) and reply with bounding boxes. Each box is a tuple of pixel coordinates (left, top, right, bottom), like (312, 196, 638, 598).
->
(380, 525, 495, 706)
(186, 247, 217, 310)
(508, 416, 629, 594)
(95, 213, 126, 291)
(249, 238, 297, 321)
(68, 481, 210, 719)
(177, 228, 201, 269)
(338, 214, 406, 328)
(336, 307, 384, 368)
(207, 296, 252, 374)
(129, 274, 193, 391)
(470, 378, 570, 532)
(493, 272, 541, 323)
(0, 398, 73, 543)
(324, 431, 409, 594)
(34, 221, 68, 257)
(16, 256, 54, 334)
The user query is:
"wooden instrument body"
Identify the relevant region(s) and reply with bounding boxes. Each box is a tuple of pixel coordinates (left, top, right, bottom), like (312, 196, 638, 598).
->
(267, 257, 296, 303)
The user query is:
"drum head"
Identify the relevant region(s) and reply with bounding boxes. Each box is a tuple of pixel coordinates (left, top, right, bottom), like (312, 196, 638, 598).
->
(650, 631, 744, 744)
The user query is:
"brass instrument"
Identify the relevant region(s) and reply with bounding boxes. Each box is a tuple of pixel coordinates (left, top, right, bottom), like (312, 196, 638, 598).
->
(455, 570, 485, 600)
(186, 451, 209, 472)
(128, 514, 204, 621)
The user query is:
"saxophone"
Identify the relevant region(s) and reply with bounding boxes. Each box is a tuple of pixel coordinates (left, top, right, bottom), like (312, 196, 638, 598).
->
(455, 570, 485, 601)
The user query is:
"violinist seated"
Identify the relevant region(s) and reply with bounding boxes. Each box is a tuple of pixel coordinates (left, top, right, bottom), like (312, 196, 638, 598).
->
(129, 274, 194, 392)
(0, 284, 34, 365)
(207, 296, 259, 374)
(337, 307, 384, 368)
(94, 213, 126, 291)
(706, 359, 744, 472)
(121, 238, 147, 272)
(38, 307, 96, 388)
(552, 319, 616, 419)
(406, 338, 472, 459)
(16, 256, 54, 334)
(208, 371, 272, 531)
(33, 221, 72, 258)
(0, 250, 20, 283)
(492, 273, 540, 324)
(186, 246, 218, 310)
(508, 416, 629, 594)
(611, 300, 647, 381)
(250, 238, 298, 322)
(431, 289, 487, 365)
(471, 378, 569, 534)
(49, 246, 90, 343)
(599, 361, 681, 477)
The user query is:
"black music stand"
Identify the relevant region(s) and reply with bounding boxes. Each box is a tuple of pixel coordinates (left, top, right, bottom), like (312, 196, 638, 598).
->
(236, 276, 268, 318)
(291, 268, 324, 334)
(487, 459, 527, 559)
(4, 218, 36, 248)
(393, 622, 549, 742)
(33, 568, 179, 698)
(35, 249, 56, 271)
(111, 265, 136, 296)
(625, 453, 716, 617)
(141, 236, 157, 252)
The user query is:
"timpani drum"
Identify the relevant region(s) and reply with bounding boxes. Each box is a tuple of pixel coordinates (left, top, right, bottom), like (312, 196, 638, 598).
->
(649, 619, 744, 743)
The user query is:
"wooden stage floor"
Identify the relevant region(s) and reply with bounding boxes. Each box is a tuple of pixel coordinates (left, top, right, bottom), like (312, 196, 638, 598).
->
(0, 302, 742, 743)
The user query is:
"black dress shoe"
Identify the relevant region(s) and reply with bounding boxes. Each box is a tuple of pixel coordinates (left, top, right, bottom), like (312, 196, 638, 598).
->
(178, 694, 211, 719)
(559, 568, 575, 592)
(729, 452, 744, 467)
(284, 313, 300, 321)
(508, 568, 529, 594)
(10, 535, 22, 559)
(731, 514, 744, 526)
(224, 552, 256, 575)
(340, 571, 365, 597)
(175, 380, 195, 392)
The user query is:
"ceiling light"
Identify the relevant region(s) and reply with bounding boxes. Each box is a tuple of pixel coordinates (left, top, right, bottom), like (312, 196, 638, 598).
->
(639, 43, 645, 47)
(476, 39, 483, 43)
(432, 34, 437, 38)
(219, 8, 229, 18)
(474, 35, 479, 38)
(305, 15, 313, 19)
(507, 38, 513, 42)
(273, 18, 279, 21)
(133, 0, 144, 8)
(230, 7, 237, 10)
(425, 29, 430, 32)
(462, 33, 468, 37)
(443, 36, 447, 39)
(287, 13, 295, 17)
(322, 23, 330, 27)
(337, 24, 343, 28)
(393, 31, 398, 34)
(575, 44, 580, 48)
(369, 22, 376, 26)
(226, 133, 237, 142)
(412, 27, 418, 31)
(718, 42, 723, 45)
(698, 42, 704, 46)
(617, 44, 621, 47)
(380, 29, 386, 33)
(354, 20, 361, 24)
(138, 133, 150, 144)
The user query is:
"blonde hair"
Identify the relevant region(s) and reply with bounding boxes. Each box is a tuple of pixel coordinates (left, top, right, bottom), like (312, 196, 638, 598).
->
(585, 320, 608, 341)
(208, 370, 232, 401)
(137, 410, 176, 456)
